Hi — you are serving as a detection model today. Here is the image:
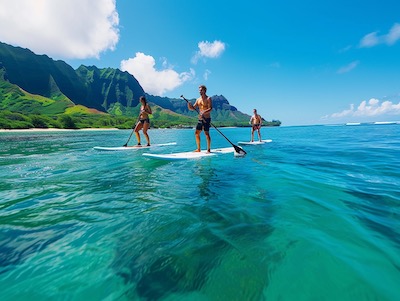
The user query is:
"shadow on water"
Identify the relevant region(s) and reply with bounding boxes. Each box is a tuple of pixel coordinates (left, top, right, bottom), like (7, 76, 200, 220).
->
(0, 223, 77, 274)
(195, 161, 218, 201)
(343, 189, 400, 249)
(111, 157, 280, 300)
(117, 225, 231, 300)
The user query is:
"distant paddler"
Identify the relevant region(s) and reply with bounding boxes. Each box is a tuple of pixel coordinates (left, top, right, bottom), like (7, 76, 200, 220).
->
(250, 108, 262, 142)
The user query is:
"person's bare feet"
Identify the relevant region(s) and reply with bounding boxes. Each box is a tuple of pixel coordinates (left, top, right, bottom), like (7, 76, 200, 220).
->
(193, 149, 201, 152)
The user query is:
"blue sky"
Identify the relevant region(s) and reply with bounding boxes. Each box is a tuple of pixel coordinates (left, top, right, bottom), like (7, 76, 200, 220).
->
(1, 0, 399, 125)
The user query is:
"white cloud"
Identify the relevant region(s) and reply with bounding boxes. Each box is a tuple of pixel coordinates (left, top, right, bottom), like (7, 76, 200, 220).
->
(329, 98, 400, 119)
(191, 40, 226, 64)
(0, 0, 119, 59)
(337, 61, 359, 74)
(338, 45, 352, 53)
(203, 69, 211, 80)
(360, 23, 400, 48)
(386, 23, 400, 45)
(360, 32, 380, 48)
(331, 104, 355, 118)
(120, 52, 195, 96)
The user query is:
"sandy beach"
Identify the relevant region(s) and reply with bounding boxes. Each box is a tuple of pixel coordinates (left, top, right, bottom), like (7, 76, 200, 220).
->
(0, 128, 120, 133)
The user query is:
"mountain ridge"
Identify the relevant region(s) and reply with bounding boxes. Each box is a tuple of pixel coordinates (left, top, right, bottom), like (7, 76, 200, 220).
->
(0, 41, 281, 129)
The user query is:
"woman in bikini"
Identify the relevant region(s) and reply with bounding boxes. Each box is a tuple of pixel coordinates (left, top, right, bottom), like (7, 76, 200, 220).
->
(134, 96, 152, 146)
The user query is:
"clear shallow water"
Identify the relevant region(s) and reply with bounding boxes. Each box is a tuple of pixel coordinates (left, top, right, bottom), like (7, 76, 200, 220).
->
(0, 125, 399, 301)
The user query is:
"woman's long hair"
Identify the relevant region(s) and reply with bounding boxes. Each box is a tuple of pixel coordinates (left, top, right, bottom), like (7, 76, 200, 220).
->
(140, 96, 147, 106)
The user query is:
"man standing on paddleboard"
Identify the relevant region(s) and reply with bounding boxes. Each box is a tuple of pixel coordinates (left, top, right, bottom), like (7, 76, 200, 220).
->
(250, 109, 262, 142)
(188, 85, 213, 153)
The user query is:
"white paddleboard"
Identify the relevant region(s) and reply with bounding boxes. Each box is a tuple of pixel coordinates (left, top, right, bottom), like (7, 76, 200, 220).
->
(93, 142, 176, 151)
(142, 147, 236, 161)
(237, 139, 272, 145)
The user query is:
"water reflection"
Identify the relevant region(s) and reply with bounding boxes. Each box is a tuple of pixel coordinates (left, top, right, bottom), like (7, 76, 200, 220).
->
(112, 158, 278, 300)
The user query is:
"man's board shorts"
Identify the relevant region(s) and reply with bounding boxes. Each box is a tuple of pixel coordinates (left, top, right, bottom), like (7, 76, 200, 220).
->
(196, 118, 211, 131)
(252, 124, 261, 130)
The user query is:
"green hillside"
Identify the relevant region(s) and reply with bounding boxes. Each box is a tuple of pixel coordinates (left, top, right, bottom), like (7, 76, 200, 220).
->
(76, 65, 144, 111)
(0, 41, 281, 129)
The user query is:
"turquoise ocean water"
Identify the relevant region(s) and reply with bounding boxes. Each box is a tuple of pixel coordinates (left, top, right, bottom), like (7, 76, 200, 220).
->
(0, 125, 399, 301)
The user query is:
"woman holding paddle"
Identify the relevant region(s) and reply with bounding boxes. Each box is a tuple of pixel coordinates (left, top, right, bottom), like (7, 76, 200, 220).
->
(134, 96, 152, 146)
(187, 85, 212, 153)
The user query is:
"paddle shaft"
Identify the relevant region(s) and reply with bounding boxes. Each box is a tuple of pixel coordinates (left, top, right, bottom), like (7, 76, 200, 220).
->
(123, 113, 141, 147)
(180, 95, 246, 154)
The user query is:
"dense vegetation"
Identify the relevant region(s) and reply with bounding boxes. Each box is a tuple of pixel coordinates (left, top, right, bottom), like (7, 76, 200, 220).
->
(0, 110, 131, 129)
(0, 41, 281, 129)
(0, 108, 281, 130)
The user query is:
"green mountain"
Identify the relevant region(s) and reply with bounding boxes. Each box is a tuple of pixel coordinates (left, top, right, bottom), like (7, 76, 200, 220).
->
(0, 67, 73, 114)
(0, 42, 87, 105)
(0, 42, 144, 112)
(145, 94, 256, 127)
(76, 65, 145, 112)
(0, 41, 281, 129)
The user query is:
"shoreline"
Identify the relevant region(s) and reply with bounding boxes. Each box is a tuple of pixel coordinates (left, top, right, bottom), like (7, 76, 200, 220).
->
(0, 128, 120, 133)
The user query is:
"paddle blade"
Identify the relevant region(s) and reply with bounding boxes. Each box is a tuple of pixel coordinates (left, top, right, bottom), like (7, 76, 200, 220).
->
(233, 145, 246, 156)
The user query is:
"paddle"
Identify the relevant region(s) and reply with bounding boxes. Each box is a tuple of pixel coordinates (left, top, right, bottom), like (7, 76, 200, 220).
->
(123, 113, 141, 147)
(180, 95, 246, 156)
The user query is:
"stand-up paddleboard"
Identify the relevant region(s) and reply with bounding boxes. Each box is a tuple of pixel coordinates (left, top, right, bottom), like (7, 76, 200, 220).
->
(237, 139, 272, 145)
(142, 147, 236, 161)
(93, 142, 176, 151)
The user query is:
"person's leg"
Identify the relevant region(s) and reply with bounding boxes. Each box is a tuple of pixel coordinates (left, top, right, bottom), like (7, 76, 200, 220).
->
(134, 123, 143, 145)
(251, 128, 255, 142)
(205, 131, 211, 152)
(194, 130, 201, 151)
(258, 128, 262, 141)
(143, 122, 150, 146)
